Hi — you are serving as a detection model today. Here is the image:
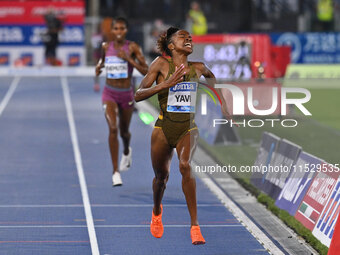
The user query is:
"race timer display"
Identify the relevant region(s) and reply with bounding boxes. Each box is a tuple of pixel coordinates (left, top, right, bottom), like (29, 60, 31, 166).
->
(189, 43, 252, 80)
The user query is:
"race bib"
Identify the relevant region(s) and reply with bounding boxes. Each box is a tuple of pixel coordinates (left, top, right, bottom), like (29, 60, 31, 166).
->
(105, 56, 128, 79)
(167, 82, 197, 113)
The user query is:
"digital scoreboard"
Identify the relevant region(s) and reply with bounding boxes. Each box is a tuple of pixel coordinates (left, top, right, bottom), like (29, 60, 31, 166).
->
(189, 43, 252, 80)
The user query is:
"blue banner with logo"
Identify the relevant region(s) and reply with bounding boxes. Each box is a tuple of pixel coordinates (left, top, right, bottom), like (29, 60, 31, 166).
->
(261, 139, 301, 200)
(0, 25, 84, 46)
(250, 132, 281, 190)
(275, 152, 320, 216)
(271, 32, 340, 64)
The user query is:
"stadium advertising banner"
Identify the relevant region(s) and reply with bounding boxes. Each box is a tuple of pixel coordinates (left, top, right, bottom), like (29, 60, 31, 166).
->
(312, 176, 340, 247)
(261, 139, 301, 200)
(250, 132, 280, 190)
(295, 169, 340, 231)
(0, 1, 85, 66)
(275, 152, 320, 216)
(271, 32, 340, 64)
(283, 64, 340, 89)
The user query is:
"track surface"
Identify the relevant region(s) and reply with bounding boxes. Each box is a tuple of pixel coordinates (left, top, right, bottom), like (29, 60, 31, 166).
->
(0, 76, 269, 255)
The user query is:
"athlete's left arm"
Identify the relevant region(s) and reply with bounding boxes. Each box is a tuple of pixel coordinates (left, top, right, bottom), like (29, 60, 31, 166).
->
(118, 42, 148, 75)
(196, 62, 231, 118)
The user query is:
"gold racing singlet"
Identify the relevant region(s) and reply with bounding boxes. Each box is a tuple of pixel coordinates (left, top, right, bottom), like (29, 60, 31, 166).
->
(155, 58, 198, 147)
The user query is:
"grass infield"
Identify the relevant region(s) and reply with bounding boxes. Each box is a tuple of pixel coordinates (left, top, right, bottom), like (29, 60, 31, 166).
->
(198, 87, 340, 255)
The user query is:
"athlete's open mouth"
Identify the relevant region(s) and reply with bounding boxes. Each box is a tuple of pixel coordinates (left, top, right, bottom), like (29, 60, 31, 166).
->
(184, 43, 192, 48)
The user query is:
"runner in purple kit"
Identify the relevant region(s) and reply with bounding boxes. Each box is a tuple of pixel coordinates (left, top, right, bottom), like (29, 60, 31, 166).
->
(95, 17, 148, 186)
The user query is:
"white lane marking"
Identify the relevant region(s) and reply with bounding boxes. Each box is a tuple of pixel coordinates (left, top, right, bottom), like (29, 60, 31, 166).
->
(61, 77, 99, 255)
(196, 169, 284, 255)
(0, 204, 224, 208)
(0, 224, 243, 228)
(0, 77, 20, 117)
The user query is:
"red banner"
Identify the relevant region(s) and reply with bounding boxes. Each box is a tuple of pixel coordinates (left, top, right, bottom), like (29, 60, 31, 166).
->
(0, 1, 84, 25)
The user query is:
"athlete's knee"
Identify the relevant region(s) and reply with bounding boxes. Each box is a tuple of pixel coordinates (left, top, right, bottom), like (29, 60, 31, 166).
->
(179, 160, 192, 178)
(109, 126, 118, 137)
(120, 130, 130, 140)
(154, 173, 169, 187)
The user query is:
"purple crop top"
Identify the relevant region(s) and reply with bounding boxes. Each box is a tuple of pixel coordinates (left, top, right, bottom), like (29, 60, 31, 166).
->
(105, 40, 134, 79)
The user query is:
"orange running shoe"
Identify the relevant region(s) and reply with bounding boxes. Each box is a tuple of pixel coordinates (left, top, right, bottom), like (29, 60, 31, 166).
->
(191, 225, 206, 245)
(150, 204, 164, 238)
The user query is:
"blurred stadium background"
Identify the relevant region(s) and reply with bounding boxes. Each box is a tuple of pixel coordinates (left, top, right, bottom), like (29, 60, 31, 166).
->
(1, 0, 340, 66)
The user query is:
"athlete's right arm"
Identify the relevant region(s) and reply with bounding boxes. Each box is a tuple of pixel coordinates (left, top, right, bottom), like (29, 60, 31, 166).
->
(95, 42, 108, 76)
(134, 57, 185, 102)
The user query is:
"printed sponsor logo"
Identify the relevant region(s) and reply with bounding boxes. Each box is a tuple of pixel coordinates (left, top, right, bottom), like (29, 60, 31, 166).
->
(312, 179, 340, 246)
(31, 7, 84, 16)
(0, 53, 9, 65)
(170, 82, 197, 92)
(68, 53, 80, 66)
(0, 7, 24, 18)
(0, 27, 24, 43)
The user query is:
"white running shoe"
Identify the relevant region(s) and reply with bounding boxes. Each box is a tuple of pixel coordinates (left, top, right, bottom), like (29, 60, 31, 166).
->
(112, 172, 123, 186)
(119, 147, 132, 172)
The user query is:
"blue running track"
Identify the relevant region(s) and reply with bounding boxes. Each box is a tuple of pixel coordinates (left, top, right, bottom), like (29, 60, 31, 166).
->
(0, 76, 270, 255)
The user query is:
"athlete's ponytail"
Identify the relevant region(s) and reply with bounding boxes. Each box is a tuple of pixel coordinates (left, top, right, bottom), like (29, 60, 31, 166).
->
(157, 27, 179, 56)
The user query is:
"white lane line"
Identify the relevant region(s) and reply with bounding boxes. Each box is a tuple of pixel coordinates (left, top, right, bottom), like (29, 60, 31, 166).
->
(0, 204, 224, 208)
(196, 169, 284, 255)
(61, 77, 99, 255)
(0, 224, 243, 228)
(0, 76, 20, 117)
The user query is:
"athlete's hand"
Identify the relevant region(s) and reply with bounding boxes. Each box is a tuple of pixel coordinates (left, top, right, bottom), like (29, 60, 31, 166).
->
(162, 64, 186, 89)
(95, 63, 104, 76)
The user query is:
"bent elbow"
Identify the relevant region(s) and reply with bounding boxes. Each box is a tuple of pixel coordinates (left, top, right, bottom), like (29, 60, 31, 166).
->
(134, 92, 142, 102)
